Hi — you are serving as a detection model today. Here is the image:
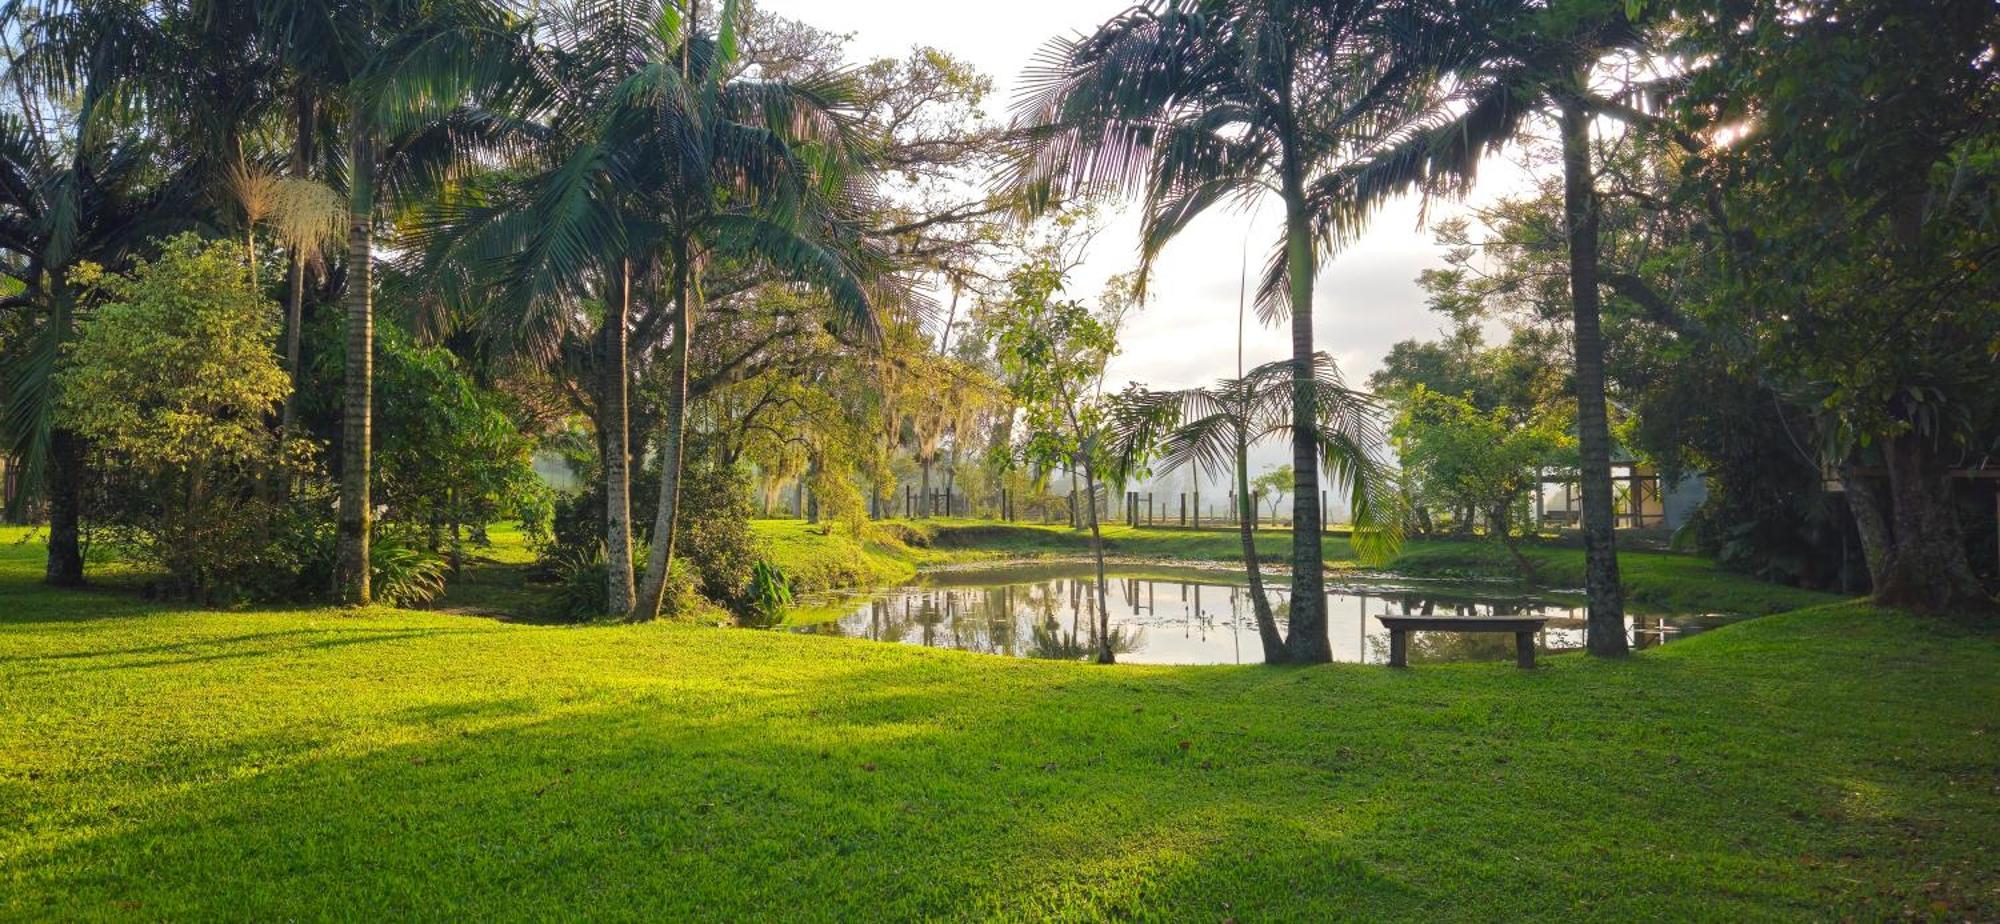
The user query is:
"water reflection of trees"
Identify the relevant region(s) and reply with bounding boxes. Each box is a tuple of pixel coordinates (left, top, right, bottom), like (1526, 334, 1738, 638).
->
(815, 579, 1721, 665)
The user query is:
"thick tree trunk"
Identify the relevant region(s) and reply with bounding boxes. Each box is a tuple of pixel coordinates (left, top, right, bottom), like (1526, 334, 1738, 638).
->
(44, 426, 84, 586)
(603, 261, 637, 616)
(1842, 464, 1893, 590)
(1873, 431, 1988, 611)
(43, 275, 83, 587)
(1279, 180, 1329, 663)
(1236, 427, 1286, 662)
(1082, 464, 1114, 664)
(1558, 99, 1627, 657)
(633, 256, 693, 621)
(334, 120, 375, 605)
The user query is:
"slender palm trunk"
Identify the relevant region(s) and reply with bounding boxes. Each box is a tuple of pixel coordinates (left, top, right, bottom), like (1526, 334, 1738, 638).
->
(633, 251, 693, 620)
(603, 260, 637, 616)
(1279, 179, 1329, 663)
(1082, 463, 1113, 664)
(1558, 99, 1626, 656)
(1235, 424, 1285, 661)
(334, 118, 375, 605)
(278, 89, 316, 491)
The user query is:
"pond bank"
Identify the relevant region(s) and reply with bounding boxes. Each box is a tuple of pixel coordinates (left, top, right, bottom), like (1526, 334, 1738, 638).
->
(753, 518, 1841, 617)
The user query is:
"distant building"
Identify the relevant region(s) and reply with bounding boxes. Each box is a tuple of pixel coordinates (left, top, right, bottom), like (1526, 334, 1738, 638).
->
(1535, 459, 1706, 532)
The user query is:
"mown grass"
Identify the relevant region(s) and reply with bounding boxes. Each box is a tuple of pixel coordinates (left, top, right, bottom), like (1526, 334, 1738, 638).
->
(2, 525, 1996, 920)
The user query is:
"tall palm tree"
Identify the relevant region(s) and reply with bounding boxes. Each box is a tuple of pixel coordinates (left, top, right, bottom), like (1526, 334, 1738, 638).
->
(416, 0, 886, 620)
(0, 116, 192, 585)
(1328, 1, 1657, 656)
(1112, 353, 1401, 663)
(1010, 0, 1456, 661)
(619, 2, 885, 621)
(254, 0, 528, 604)
(0, 2, 205, 585)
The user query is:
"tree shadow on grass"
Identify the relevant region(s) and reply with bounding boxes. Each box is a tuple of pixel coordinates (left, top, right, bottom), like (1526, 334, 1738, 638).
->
(8, 613, 1996, 920)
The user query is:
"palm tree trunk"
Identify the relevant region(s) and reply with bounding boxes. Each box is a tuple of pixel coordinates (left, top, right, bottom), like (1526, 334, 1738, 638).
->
(603, 260, 637, 616)
(334, 117, 375, 605)
(278, 87, 316, 495)
(1082, 462, 1113, 664)
(1236, 425, 1286, 662)
(44, 427, 84, 586)
(1558, 99, 1626, 657)
(633, 253, 693, 620)
(44, 274, 83, 587)
(1279, 179, 1329, 663)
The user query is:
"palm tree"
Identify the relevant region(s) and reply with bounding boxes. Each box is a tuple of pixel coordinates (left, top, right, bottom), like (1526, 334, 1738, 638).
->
(0, 2, 205, 585)
(1010, 0, 1456, 661)
(616, 2, 885, 621)
(252, 0, 528, 604)
(1328, 2, 1658, 656)
(1112, 353, 1401, 663)
(415, 0, 885, 619)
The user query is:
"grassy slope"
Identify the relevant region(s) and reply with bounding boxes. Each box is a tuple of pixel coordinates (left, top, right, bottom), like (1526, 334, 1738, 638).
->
(3, 526, 1996, 921)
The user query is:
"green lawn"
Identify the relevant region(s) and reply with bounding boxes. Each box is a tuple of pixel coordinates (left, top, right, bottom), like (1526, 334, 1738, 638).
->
(3, 525, 1996, 920)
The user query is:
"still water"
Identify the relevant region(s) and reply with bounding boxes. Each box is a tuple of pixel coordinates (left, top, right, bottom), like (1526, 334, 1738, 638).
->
(788, 566, 1738, 665)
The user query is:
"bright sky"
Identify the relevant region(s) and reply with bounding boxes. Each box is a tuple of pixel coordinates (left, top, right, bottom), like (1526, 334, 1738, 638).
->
(759, 0, 1543, 495)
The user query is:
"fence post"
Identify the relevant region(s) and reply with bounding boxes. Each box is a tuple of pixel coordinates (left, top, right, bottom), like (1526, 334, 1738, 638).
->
(1192, 490, 1200, 529)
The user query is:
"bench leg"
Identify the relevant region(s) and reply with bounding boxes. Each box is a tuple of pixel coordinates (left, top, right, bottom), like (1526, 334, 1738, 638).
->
(1514, 631, 1535, 669)
(1388, 628, 1407, 668)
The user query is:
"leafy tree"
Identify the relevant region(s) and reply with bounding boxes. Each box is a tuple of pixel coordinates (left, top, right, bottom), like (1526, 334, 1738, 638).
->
(1252, 465, 1291, 523)
(988, 259, 1127, 663)
(1391, 386, 1572, 575)
(54, 234, 298, 597)
(1010, 0, 1460, 662)
(1667, 0, 2000, 612)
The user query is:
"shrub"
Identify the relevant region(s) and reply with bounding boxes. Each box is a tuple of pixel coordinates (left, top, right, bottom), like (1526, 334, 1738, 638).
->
(56, 234, 310, 601)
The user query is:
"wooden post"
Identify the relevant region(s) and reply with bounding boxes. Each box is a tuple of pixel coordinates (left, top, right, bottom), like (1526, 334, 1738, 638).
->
(1321, 490, 1327, 532)
(1534, 468, 1544, 533)
(1388, 628, 1408, 668)
(1514, 631, 1536, 669)
(1179, 493, 1187, 527)
(1147, 492, 1154, 526)
(1192, 490, 1200, 529)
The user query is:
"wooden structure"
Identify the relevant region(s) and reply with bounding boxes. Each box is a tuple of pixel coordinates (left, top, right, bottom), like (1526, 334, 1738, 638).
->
(1376, 614, 1550, 669)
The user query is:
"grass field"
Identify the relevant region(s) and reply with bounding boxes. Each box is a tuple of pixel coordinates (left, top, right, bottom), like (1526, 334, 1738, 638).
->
(3, 524, 1995, 920)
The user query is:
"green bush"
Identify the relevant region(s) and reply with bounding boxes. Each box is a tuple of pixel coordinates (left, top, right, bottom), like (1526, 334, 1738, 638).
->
(56, 234, 309, 601)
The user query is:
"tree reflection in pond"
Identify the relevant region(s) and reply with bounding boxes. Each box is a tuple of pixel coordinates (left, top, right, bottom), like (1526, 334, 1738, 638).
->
(791, 569, 1739, 666)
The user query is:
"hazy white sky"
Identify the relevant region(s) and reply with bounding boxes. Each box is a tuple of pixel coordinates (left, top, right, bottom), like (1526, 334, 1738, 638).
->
(759, 0, 1543, 493)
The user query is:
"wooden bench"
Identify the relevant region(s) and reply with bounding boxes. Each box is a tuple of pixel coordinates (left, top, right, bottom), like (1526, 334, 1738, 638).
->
(1376, 615, 1551, 669)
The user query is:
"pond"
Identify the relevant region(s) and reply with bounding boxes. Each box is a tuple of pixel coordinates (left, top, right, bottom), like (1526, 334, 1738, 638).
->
(786, 564, 1740, 665)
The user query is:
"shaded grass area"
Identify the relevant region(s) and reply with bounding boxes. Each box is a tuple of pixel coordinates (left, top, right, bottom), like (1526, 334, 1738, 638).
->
(3, 527, 1997, 920)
